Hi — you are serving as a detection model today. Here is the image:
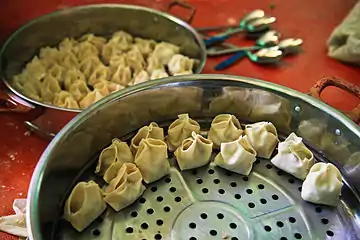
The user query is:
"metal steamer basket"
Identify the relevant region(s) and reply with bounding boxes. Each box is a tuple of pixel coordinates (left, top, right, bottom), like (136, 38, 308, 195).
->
(27, 75, 360, 240)
(0, 3, 206, 138)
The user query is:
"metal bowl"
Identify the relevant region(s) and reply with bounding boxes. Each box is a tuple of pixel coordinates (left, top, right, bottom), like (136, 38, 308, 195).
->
(0, 4, 206, 137)
(27, 74, 360, 240)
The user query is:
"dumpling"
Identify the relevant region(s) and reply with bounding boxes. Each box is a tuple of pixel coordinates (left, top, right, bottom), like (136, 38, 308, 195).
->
(40, 75, 62, 103)
(25, 57, 46, 80)
(110, 65, 132, 86)
(69, 80, 90, 101)
(95, 138, 133, 177)
(53, 91, 79, 109)
(63, 181, 106, 232)
(214, 135, 257, 175)
(130, 122, 164, 154)
(88, 65, 111, 86)
(101, 41, 123, 64)
(18, 78, 41, 101)
(134, 138, 170, 183)
(132, 70, 149, 85)
(125, 46, 145, 74)
(151, 42, 180, 65)
(94, 80, 124, 96)
(79, 89, 104, 109)
(134, 37, 156, 57)
(39, 47, 59, 67)
(74, 41, 99, 60)
(146, 55, 164, 74)
(150, 69, 169, 80)
(111, 30, 133, 48)
(109, 54, 127, 70)
(271, 133, 314, 180)
(244, 121, 278, 159)
(78, 33, 107, 51)
(103, 163, 145, 211)
(168, 54, 194, 75)
(208, 114, 243, 149)
(64, 68, 86, 90)
(167, 113, 201, 151)
(174, 131, 213, 170)
(173, 71, 193, 76)
(48, 63, 65, 83)
(59, 37, 78, 53)
(301, 163, 343, 206)
(79, 55, 101, 78)
(58, 51, 79, 69)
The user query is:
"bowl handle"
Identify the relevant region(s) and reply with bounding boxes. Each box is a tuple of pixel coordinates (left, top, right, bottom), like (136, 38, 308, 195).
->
(0, 88, 36, 112)
(166, 0, 196, 23)
(308, 76, 360, 123)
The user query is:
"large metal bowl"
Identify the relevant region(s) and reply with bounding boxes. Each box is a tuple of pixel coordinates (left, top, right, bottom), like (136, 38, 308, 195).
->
(27, 74, 360, 240)
(0, 4, 206, 137)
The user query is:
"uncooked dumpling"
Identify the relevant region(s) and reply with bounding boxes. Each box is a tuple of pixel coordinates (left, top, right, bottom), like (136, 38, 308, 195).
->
(110, 65, 132, 86)
(130, 122, 164, 154)
(214, 135, 257, 175)
(150, 69, 169, 80)
(174, 131, 213, 170)
(168, 54, 194, 75)
(167, 113, 201, 151)
(79, 89, 104, 109)
(132, 70, 149, 85)
(208, 114, 243, 149)
(244, 121, 278, 159)
(53, 91, 79, 109)
(134, 138, 170, 183)
(134, 37, 156, 57)
(69, 80, 90, 102)
(151, 42, 180, 65)
(301, 162, 343, 206)
(63, 181, 106, 232)
(40, 75, 62, 103)
(25, 57, 46, 81)
(64, 68, 86, 90)
(93, 80, 124, 96)
(88, 65, 111, 86)
(78, 33, 106, 52)
(74, 41, 99, 60)
(95, 138, 133, 177)
(271, 133, 314, 180)
(126, 46, 145, 74)
(103, 163, 145, 211)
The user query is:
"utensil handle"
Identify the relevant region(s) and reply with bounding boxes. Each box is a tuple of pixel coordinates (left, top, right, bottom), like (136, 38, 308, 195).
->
(195, 25, 238, 33)
(0, 88, 35, 112)
(166, 0, 196, 23)
(204, 35, 230, 47)
(207, 46, 262, 56)
(215, 51, 248, 70)
(309, 76, 360, 123)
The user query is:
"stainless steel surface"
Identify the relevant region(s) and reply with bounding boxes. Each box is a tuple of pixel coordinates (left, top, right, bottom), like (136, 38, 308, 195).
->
(0, 4, 206, 112)
(27, 74, 360, 240)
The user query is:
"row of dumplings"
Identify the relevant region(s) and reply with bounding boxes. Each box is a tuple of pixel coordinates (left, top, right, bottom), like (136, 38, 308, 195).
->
(13, 30, 198, 109)
(63, 113, 343, 232)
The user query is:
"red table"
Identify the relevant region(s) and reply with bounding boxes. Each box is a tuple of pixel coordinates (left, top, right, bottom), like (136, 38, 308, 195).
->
(0, 0, 359, 239)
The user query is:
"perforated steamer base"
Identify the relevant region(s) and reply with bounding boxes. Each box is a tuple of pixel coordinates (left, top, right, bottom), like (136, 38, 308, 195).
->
(57, 127, 360, 240)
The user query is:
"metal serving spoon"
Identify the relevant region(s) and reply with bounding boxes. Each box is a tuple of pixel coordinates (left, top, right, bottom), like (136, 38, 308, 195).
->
(215, 38, 303, 70)
(207, 30, 280, 56)
(204, 16, 276, 47)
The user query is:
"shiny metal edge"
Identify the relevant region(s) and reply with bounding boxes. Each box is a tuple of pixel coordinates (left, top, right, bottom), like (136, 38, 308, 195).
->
(26, 74, 360, 240)
(0, 4, 206, 113)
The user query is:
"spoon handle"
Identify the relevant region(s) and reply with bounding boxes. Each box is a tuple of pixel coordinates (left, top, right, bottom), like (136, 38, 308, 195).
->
(195, 25, 238, 32)
(204, 28, 244, 47)
(207, 45, 263, 56)
(215, 51, 248, 70)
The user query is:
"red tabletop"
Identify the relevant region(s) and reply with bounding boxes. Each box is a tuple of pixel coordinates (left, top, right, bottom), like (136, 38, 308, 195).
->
(1, 0, 359, 239)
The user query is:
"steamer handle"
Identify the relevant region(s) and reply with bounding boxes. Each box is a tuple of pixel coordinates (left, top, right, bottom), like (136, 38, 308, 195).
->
(308, 76, 360, 124)
(166, 0, 196, 23)
(0, 88, 35, 113)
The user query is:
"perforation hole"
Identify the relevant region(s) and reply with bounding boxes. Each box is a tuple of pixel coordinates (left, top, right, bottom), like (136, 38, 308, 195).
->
(229, 223, 237, 229)
(175, 196, 182, 202)
(202, 188, 209, 193)
(272, 194, 279, 200)
(218, 189, 225, 194)
(234, 194, 241, 199)
(294, 233, 302, 239)
(315, 207, 322, 213)
(258, 184, 265, 189)
(213, 179, 220, 184)
(280, 237, 288, 240)
(189, 222, 196, 229)
(243, 176, 249, 181)
(189, 237, 197, 240)
(217, 213, 224, 219)
(298, 186, 302, 192)
(288, 178, 295, 184)
(277, 170, 283, 175)
(200, 213, 208, 219)
(209, 230, 217, 236)
(131, 211, 138, 217)
(139, 197, 146, 204)
(230, 182, 237, 187)
(226, 171, 232, 176)
(165, 177, 171, 183)
(264, 225, 272, 232)
(154, 233, 162, 239)
(276, 221, 284, 228)
(326, 230, 334, 237)
(266, 164, 273, 169)
(208, 169, 215, 174)
(151, 186, 157, 192)
(156, 219, 163, 226)
(157, 196, 163, 202)
(248, 202, 255, 208)
(192, 170, 198, 175)
(196, 179, 203, 184)
(141, 223, 148, 229)
(231, 237, 238, 240)
(246, 189, 253, 194)
(289, 217, 296, 223)
(126, 227, 133, 233)
(147, 208, 154, 215)
(321, 218, 329, 225)
(260, 198, 267, 204)
(170, 187, 176, 193)
(163, 206, 171, 212)
(92, 229, 101, 236)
